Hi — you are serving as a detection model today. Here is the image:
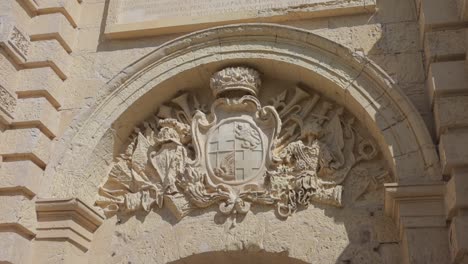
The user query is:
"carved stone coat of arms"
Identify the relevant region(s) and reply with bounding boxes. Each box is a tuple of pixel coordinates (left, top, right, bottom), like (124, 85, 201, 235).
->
(96, 66, 390, 220)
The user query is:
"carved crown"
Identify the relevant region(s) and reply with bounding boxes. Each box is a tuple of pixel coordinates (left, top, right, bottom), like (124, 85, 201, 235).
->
(210, 66, 262, 97)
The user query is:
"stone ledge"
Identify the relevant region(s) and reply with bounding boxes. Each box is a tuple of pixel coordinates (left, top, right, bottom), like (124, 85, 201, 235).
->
(0, 128, 52, 169)
(434, 96, 468, 138)
(35, 198, 104, 252)
(26, 39, 72, 80)
(22, 0, 82, 28)
(30, 13, 77, 53)
(428, 60, 468, 104)
(17, 67, 64, 109)
(13, 97, 60, 138)
(1, 16, 71, 81)
(439, 132, 468, 175)
(419, 0, 461, 31)
(384, 183, 446, 237)
(423, 29, 466, 67)
(0, 195, 37, 236)
(0, 160, 43, 197)
(446, 167, 468, 219)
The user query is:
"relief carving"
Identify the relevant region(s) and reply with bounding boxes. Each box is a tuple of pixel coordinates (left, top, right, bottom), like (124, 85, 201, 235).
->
(96, 66, 391, 220)
(0, 83, 17, 120)
(0, 17, 30, 62)
(9, 27, 30, 58)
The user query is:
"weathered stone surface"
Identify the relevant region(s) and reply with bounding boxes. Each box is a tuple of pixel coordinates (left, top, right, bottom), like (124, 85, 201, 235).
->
(30, 13, 77, 53)
(446, 167, 468, 218)
(0, 231, 33, 264)
(0, 82, 17, 125)
(428, 60, 468, 103)
(403, 227, 451, 264)
(17, 67, 64, 108)
(0, 16, 31, 64)
(449, 215, 468, 263)
(27, 39, 72, 80)
(14, 97, 60, 138)
(0, 195, 36, 232)
(0, 160, 43, 196)
(439, 131, 468, 175)
(105, 0, 376, 38)
(434, 96, 468, 137)
(419, 0, 459, 29)
(0, 0, 463, 263)
(0, 128, 52, 168)
(32, 0, 82, 27)
(424, 29, 466, 65)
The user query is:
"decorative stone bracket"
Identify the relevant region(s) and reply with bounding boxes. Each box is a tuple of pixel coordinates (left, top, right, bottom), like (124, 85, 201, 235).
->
(35, 198, 104, 252)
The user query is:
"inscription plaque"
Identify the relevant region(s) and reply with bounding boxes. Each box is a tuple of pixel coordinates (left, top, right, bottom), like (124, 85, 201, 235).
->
(105, 0, 375, 38)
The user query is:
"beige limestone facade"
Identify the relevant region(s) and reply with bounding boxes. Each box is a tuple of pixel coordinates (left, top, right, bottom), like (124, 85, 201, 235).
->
(0, 0, 467, 263)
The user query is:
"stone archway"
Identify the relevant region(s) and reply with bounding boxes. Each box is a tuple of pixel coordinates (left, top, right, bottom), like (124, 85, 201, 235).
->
(167, 251, 309, 264)
(38, 24, 441, 263)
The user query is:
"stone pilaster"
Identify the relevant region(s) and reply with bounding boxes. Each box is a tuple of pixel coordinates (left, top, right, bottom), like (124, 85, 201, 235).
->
(385, 183, 450, 264)
(34, 198, 104, 264)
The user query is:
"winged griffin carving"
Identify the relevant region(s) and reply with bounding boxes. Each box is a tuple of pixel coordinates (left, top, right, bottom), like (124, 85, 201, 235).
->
(96, 66, 390, 220)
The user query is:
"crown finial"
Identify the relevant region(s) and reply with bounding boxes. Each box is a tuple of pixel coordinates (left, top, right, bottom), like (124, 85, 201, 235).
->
(210, 66, 261, 97)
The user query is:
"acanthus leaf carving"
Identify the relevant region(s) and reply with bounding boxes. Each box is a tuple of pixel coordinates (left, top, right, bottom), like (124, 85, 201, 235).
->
(96, 66, 391, 221)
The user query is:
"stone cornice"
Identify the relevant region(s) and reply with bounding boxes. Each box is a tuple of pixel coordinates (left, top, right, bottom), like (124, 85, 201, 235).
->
(35, 198, 104, 251)
(384, 183, 446, 238)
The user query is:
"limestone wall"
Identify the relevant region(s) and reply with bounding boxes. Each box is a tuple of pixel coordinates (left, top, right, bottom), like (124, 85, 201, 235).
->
(0, 0, 466, 263)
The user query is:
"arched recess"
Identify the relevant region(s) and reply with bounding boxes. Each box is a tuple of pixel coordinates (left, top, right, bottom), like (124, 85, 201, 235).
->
(43, 23, 440, 206)
(167, 251, 308, 264)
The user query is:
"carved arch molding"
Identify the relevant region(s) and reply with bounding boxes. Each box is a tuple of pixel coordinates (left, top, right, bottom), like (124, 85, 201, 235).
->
(47, 24, 439, 224)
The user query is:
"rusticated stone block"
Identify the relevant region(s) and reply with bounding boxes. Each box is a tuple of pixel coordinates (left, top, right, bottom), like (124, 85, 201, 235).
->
(0, 160, 43, 196)
(0, 231, 33, 264)
(428, 60, 468, 103)
(446, 167, 468, 218)
(0, 195, 36, 233)
(449, 216, 468, 263)
(424, 29, 466, 66)
(17, 67, 64, 108)
(434, 96, 468, 137)
(27, 39, 72, 80)
(0, 128, 51, 169)
(439, 132, 468, 175)
(419, 0, 459, 30)
(14, 97, 60, 138)
(34, 0, 83, 27)
(30, 13, 77, 53)
(0, 16, 30, 64)
(0, 83, 17, 125)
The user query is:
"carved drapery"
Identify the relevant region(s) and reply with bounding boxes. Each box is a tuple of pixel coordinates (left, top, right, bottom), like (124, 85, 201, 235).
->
(96, 66, 391, 220)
